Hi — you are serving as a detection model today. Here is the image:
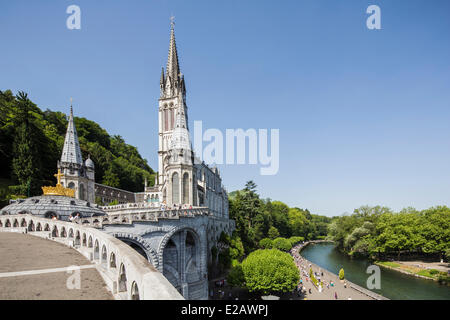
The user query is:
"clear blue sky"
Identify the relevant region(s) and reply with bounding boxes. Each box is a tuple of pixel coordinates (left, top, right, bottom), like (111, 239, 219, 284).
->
(1, 0, 449, 216)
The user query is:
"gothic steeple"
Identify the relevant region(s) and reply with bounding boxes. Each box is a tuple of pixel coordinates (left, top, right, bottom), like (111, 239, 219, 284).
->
(60, 100, 83, 166)
(166, 18, 180, 84)
(162, 17, 185, 98)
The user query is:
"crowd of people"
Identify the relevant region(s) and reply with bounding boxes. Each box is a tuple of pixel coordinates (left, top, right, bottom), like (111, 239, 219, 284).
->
(290, 242, 347, 300)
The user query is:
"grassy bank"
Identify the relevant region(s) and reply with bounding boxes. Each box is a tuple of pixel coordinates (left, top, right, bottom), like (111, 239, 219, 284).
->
(375, 261, 450, 284)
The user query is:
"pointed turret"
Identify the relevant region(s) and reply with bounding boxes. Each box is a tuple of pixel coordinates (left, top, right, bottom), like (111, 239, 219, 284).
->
(60, 104, 83, 166)
(166, 21, 180, 84)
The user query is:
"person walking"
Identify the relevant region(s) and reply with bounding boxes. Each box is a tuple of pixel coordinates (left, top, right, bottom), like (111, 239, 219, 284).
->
(334, 292, 338, 300)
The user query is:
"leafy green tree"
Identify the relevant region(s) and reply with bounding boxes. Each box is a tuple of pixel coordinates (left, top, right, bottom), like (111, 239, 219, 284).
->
(241, 249, 299, 295)
(259, 238, 273, 249)
(11, 92, 44, 195)
(272, 237, 292, 251)
(268, 226, 280, 239)
(227, 260, 245, 288)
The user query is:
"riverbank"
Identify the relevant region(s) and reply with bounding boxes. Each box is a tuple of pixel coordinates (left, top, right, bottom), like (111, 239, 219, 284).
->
(293, 241, 388, 300)
(375, 261, 450, 284)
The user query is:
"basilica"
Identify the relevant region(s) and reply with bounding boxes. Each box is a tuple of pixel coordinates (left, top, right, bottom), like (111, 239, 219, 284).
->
(1, 21, 234, 300)
(47, 20, 229, 220)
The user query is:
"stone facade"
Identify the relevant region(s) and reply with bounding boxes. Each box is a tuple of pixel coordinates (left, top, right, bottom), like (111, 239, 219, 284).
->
(0, 21, 235, 301)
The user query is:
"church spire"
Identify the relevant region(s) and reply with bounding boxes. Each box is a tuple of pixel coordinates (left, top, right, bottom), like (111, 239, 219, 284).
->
(166, 16, 181, 89)
(60, 100, 83, 166)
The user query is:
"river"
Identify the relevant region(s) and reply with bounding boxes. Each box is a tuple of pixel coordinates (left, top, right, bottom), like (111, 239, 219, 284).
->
(300, 242, 450, 300)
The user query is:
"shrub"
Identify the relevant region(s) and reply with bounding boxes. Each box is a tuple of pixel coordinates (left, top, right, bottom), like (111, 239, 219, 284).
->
(242, 249, 299, 295)
(288, 236, 304, 246)
(227, 261, 245, 288)
(272, 237, 292, 251)
(259, 238, 273, 249)
(339, 268, 345, 280)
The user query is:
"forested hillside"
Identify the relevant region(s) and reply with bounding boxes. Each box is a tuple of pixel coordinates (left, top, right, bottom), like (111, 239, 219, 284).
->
(0, 90, 155, 205)
(229, 181, 332, 255)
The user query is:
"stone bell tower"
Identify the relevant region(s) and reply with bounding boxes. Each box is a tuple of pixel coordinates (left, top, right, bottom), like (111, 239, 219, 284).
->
(157, 19, 196, 206)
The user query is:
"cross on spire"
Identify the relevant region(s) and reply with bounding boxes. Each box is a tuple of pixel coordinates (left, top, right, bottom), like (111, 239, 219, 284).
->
(54, 169, 63, 185)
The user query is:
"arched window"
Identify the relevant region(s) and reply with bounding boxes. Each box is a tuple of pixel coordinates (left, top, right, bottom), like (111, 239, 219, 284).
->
(79, 184, 85, 200)
(164, 109, 168, 131)
(110, 252, 116, 269)
(94, 240, 99, 260)
(131, 282, 140, 300)
(101, 245, 107, 265)
(118, 264, 127, 292)
(183, 173, 189, 204)
(172, 173, 179, 204)
(169, 108, 173, 130)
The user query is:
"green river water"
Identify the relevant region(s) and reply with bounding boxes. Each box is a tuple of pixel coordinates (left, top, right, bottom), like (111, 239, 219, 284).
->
(300, 242, 450, 300)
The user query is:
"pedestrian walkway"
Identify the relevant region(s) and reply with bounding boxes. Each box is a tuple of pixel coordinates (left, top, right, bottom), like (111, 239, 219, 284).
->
(290, 242, 373, 300)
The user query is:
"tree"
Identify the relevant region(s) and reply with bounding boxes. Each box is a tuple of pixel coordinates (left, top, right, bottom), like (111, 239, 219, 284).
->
(268, 226, 280, 239)
(272, 237, 292, 251)
(227, 260, 245, 288)
(241, 249, 299, 295)
(259, 238, 273, 249)
(11, 92, 44, 195)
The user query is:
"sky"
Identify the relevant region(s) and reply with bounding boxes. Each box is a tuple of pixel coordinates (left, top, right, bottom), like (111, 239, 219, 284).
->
(1, 0, 449, 217)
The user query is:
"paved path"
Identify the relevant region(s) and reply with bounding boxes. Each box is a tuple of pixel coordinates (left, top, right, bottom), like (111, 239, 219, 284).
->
(291, 243, 373, 300)
(0, 232, 113, 300)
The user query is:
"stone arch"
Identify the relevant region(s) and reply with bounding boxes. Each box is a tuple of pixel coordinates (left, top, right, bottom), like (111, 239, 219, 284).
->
(112, 233, 158, 269)
(0, 220, 2, 227)
(20, 218, 27, 227)
(70, 212, 83, 219)
(131, 281, 140, 300)
(101, 245, 107, 265)
(44, 211, 58, 220)
(82, 233, 87, 246)
(36, 222, 42, 231)
(110, 252, 117, 269)
(158, 226, 202, 269)
(27, 220, 35, 232)
(68, 228, 74, 238)
(13, 219, 19, 227)
(94, 239, 100, 261)
(60, 227, 67, 237)
(118, 263, 127, 292)
(75, 231, 81, 246)
(52, 225, 59, 237)
(88, 236, 93, 248)
(185, 230, 201, 283)
(44, 223, 50, 231)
